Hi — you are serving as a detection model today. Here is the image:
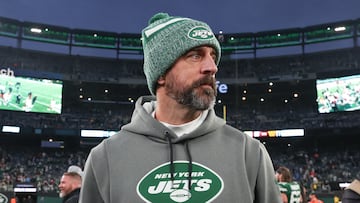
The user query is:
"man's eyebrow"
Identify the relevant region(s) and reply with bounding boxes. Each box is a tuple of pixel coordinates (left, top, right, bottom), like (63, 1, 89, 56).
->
(187, 47, 202, 52)
(188, 46, 216, 52)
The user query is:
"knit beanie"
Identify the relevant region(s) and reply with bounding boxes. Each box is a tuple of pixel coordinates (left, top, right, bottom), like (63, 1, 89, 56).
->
(67, 165, 83, 178)
(142, 12, 221, 95)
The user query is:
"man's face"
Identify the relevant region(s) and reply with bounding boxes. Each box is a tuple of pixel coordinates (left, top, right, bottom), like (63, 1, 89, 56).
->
(275, 172, 281, 182)
(58, 175, 74, 198)
(164, 46, 218, 110)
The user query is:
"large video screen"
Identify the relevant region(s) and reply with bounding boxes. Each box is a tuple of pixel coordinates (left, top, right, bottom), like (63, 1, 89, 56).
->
(0, 74, 63, 114)
(316, 74, 360, 113)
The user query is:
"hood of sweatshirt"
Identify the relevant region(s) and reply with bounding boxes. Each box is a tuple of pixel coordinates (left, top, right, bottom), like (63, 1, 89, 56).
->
(122, 95, 226, 143)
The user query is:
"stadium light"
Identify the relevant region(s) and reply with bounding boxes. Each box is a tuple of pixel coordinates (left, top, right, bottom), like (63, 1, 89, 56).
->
(2, 125, 20, 133)
(30, 28, 42, 33)
(334, 26, 346, 32)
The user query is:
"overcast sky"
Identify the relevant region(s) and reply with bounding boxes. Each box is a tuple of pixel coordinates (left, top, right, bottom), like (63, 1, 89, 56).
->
(1, 0, 360, 34)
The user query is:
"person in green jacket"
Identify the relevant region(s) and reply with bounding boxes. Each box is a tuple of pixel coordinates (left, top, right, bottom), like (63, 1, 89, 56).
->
(276, 166, 303, 203)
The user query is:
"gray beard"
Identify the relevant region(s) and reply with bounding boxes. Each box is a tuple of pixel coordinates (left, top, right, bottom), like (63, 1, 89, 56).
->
(166, 85, 217, 110)
(165, 75, 217, 110)
(178, 88, 216, 110)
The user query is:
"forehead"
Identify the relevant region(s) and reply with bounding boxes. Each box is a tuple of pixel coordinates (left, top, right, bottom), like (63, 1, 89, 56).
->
(61, 175, 71, 181)
(186, 45, 216, 53)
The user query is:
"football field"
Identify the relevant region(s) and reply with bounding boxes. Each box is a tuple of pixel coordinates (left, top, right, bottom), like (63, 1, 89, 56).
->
(0, 75, 63, 114)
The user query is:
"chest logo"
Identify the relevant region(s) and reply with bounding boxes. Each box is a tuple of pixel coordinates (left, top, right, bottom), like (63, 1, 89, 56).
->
(0, 193, 8, 203)
(137, 161, 223, 203)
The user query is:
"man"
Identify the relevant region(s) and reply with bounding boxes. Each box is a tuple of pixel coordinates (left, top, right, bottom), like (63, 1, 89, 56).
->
(80, 12, 281, 203)
(309, 192, 324, 203)
(59, 165, 83, 203)
(275, 166, 303, 203)
(342, 172, 360, 203)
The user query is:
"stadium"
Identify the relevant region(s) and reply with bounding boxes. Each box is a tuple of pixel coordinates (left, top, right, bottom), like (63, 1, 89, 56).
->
(0, 11, 360, 203)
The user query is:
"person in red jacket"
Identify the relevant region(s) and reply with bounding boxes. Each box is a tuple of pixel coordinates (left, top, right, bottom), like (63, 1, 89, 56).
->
(309, 192, 324, 203)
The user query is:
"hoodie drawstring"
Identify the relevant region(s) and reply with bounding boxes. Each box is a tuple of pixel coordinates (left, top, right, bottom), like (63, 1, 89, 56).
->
(184, 141, 193, 190)
(166, 132, 175, 182)
(165, 132, 193, 191)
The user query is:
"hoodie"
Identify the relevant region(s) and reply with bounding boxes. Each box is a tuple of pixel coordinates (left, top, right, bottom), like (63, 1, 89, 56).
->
(63, 188, 80, 203)
(79, 96, 281, 203)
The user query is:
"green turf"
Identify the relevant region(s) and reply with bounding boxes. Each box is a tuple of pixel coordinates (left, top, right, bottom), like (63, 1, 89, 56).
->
(0, 75, 63, 114)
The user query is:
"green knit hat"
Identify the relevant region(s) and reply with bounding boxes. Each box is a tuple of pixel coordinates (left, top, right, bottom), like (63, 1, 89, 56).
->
(142, 12, 221, 95)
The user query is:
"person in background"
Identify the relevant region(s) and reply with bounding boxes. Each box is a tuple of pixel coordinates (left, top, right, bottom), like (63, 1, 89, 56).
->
(80, 12, 281, 203)
(300, 182, 307, 203)
(59, 165, 83, 203)
(342, 172, 360, 203)
(275, 166, 302, 203)
(308, 192, 324, 203)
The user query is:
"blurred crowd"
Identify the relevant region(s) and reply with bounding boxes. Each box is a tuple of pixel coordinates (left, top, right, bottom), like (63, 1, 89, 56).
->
(0, 142, 358, 195)
(1, 46, 359, 86)
(271, 145, 359, 193)
(0, 146, 88, 194)
(1, 46, 360, 132)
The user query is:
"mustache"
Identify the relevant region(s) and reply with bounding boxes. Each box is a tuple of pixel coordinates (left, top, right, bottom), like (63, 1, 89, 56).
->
(193, 76, 216, 89)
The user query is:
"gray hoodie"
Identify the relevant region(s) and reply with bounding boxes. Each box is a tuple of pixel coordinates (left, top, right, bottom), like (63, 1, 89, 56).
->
(79, 96, 281, 203)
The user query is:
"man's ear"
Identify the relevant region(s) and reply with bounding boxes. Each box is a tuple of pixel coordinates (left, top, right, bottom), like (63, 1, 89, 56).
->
(157, 75, 165, 86)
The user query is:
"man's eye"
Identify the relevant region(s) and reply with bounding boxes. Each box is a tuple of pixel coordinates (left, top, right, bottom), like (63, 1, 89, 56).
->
(212, 56, 217, 62)
(189, 53, 201, 60)
(192, 54, 201, 59)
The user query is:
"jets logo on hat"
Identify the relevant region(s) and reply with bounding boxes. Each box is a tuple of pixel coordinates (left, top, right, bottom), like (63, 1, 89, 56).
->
(188, 26, 215, 40)
(137, 161, 224, 203)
